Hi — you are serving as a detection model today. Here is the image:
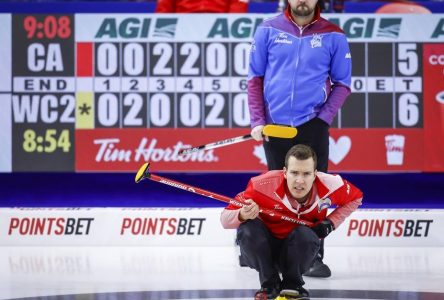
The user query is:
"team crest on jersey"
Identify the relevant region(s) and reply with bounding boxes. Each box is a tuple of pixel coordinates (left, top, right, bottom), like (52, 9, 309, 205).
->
(310, 34, 323, 48)
(318, 197, 331, 212)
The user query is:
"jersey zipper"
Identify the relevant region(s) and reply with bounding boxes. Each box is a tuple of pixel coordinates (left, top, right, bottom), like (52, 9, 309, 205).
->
(291, 25, 307, 127)
(288, 16, 318, 126)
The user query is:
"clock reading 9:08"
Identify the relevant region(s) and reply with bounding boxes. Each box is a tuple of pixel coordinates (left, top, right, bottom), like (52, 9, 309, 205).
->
(23, 15, 71, 39)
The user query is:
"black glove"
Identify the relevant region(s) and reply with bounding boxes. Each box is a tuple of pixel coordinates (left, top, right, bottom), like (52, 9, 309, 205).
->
(311, 219, 335, 238)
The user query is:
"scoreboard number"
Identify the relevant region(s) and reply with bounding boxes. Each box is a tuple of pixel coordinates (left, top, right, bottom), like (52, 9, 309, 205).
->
(206, 43, 227, 76)
(97, 93, 119, 127)
(122, 78, 147, 92)
(179, 43, 200, 75)
(96, 43, 119, 76)
(398, 93, 419, 127)
(179, 93, 201, 127)
(397, 43, 418, 76)
(123, 93, 144, 127)
(176, 78, 202, 92)
(232, 93, 250, 127)
(232, 43, 249, 75)
(205, 93, 226, 127)
(123, 43, 145, 76)
(149, 93, 172, 127)
(152, 43, 173, 76)
(148, 77, 175, 92)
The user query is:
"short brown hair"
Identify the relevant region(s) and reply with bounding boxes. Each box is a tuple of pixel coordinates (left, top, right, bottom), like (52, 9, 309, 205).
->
(284, 144, 317, 169)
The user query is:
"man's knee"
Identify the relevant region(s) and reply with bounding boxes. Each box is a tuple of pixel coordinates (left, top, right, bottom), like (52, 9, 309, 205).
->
(287, 225, 320, 252)
(237, 219, 270, 248)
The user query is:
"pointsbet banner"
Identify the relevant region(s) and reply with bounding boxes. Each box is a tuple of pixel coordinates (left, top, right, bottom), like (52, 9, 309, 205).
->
(0, 208, 235, 246)
(0, 13, 443, 172)
(1, 208, 443, 247)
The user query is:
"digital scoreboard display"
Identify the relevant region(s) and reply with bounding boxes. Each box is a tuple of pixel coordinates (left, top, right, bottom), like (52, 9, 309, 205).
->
(12, 14, 75, 171)
(3, 13, 444, 172)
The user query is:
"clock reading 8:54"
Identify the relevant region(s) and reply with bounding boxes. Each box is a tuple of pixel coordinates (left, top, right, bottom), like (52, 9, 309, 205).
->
(22, 129, 71, 153)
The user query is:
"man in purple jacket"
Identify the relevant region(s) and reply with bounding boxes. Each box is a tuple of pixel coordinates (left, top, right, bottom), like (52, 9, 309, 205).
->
(248, 0, 352, 279)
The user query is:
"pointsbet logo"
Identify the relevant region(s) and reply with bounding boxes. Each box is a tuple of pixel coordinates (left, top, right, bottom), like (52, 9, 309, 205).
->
(120, 217, 206, 235)
(8, 217, 94, 235)
(347, 218, 433, 237)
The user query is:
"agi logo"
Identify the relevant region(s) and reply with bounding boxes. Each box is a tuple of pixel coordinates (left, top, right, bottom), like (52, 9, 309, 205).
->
(94, 17, 178, 39)
(329, 17, 402, 39)
(377, 18, 402, 38)
(153, 18, 178, 38)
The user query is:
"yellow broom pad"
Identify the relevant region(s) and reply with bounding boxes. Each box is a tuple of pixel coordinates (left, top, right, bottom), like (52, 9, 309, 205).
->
(263, 124, 298, 138)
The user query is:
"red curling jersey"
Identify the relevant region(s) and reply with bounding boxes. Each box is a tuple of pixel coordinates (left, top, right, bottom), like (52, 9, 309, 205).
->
(155, 0, 248, 13)
(221, 170, 363, 239)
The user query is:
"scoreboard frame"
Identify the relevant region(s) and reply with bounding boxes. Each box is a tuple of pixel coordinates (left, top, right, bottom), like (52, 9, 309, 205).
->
(1, 13, 444, 172)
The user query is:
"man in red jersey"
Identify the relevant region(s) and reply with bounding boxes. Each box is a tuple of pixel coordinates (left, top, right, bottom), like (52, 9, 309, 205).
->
(155, 0, 249, 13)
(221, 144, 363, 299)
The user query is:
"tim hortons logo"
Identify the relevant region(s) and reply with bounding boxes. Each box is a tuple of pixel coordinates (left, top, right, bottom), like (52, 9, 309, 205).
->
(94, 138, 217, 163)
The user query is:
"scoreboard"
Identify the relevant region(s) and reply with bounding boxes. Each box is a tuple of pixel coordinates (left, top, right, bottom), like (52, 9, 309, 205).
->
(1, 13, 444, 172)
(12, 15, 75, 171)
(343, 42, 422, 129)
(82, 41, 250, 129)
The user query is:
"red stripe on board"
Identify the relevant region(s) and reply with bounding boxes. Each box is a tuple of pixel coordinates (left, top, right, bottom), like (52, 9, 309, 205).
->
(77, 42, 93, 77)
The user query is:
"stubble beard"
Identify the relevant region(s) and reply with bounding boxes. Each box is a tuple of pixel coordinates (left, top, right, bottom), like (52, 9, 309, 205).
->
(292, 4, 315, 17)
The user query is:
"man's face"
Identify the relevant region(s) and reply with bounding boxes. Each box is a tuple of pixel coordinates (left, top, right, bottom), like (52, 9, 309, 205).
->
(288, 0, 318, 17)
(284, 156, 317, 200)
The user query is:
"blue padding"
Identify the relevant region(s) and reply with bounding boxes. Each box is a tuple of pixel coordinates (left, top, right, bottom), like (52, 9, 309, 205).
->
(1, 172, 443, 208)
(0, 2, 156, 13)
(1, 1, 442, 13)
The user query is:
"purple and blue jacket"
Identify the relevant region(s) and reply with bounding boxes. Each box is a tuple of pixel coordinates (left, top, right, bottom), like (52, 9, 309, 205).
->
(248, 6, 352, 128)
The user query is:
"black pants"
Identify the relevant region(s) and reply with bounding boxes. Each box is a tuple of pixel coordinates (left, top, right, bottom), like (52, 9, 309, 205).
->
(237, 219, 320, 290)
(263, 117, 329, 172)
(262, 117, 329, 259)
